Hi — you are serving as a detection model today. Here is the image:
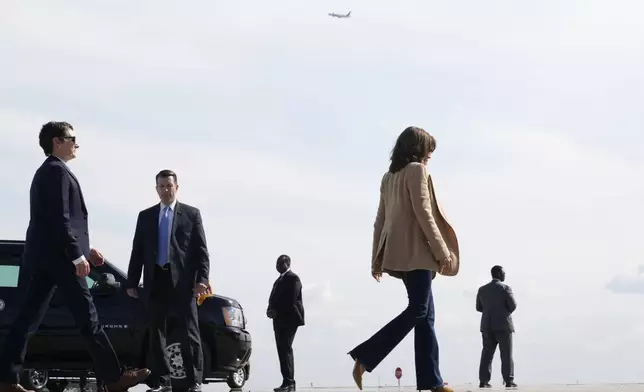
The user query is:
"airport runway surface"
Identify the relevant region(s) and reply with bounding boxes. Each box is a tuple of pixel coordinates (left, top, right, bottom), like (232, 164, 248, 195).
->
(62, 383, 644, 392)
(248, 386, 644, 392)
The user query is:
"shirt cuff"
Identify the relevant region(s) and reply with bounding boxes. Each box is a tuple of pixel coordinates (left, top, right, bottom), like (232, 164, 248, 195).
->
(72, 255, 87, 265)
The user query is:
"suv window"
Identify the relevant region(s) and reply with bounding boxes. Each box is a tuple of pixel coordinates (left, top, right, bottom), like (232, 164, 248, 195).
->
(0, 262, 96, 289)
(0, 265, 19, 287)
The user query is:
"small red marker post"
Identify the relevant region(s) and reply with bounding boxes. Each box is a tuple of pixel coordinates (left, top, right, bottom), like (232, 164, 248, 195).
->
(395, 367, 402, 391)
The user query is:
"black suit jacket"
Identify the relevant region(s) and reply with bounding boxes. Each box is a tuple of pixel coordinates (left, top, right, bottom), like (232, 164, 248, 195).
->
(268, 270, 305, 328)
(476, 279, 517, 333)
(126, 201, 209, 303)
(23, 156, 90, 269)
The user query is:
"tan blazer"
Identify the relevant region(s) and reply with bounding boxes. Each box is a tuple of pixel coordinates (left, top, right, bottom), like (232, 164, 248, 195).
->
(371, 162, 460, 278)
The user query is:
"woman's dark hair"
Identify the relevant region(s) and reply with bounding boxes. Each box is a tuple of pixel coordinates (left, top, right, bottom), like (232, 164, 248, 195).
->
(388, 126, 436, 173)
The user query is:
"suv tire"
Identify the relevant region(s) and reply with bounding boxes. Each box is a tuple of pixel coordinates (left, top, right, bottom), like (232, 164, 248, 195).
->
(20, 369, 48, 391)
(226, 367, 246, 389)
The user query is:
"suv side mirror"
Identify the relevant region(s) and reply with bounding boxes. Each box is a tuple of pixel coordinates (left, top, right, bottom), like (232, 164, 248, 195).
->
(94, 273, 121, 295)
(101, 273, 120, 288)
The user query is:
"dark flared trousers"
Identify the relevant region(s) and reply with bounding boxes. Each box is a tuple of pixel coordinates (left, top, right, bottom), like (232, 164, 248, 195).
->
(349, 269, 444, 390)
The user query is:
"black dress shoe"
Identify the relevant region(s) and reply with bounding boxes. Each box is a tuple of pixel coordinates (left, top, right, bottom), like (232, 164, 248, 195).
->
(479, 382, 492, 388)
(146, 386, 171, 392)
(187, 384, 202, 392)
(505, 381, 518, 388)
(274, 385, 296, 392)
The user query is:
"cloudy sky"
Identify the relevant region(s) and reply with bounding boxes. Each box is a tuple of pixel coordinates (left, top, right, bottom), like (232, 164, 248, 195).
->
(1, 0, 643, 389)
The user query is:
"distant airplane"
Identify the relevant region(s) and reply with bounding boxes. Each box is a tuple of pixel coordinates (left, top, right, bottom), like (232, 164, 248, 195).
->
(328, 10, 351, 18)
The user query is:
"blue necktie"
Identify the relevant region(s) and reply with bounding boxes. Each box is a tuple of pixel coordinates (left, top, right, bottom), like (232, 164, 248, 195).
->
(157, 206, 170, 266)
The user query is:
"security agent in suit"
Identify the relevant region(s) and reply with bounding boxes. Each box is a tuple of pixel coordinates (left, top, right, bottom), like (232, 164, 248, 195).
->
(476, 265, 517, 389)
(126, 170, 210, 392)
(266, 255, 305, 392)
(0, 122, 150, 392)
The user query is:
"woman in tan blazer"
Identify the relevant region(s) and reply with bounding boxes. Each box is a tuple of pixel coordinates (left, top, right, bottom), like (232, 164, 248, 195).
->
(348, 126, 459, 392)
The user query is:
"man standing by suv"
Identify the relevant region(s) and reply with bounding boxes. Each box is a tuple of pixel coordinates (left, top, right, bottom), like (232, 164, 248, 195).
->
(266, 255, 305, 392)
(126, 170, 211, 392)
(476, 265, 518, 389)
(0, 122, 150, 392)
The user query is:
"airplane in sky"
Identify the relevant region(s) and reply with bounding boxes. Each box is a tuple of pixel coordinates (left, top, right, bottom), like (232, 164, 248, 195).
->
(328, 10, 351, 18)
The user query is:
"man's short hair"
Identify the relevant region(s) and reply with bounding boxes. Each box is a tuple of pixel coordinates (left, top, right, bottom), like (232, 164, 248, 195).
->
(156, 169, 178, 184)
(491, 265, 503, 277)
(277, 254, 291, 266)
(38, 121, 73, 156)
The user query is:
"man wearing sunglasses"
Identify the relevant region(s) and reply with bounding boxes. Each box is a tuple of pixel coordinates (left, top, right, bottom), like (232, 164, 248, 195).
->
(0, 122, 151, 392)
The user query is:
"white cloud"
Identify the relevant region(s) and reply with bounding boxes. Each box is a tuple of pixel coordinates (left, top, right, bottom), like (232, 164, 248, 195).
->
(606, 265, 644, 295)
(0, 108, 375, 211)
(0, 3, 211, 70)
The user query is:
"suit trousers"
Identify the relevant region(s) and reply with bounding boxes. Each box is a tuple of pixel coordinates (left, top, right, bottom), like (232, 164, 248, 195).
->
(274, 325, 298, 386)
(479, 331, 514, 383)
(0, 263, 122, 384)
(348, 269, 444, 390)
(148, 266, 203, 387)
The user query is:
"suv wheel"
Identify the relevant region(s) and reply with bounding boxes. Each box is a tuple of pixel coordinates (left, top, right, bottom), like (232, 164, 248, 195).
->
(226, 367, 246, 389)
(20, 369, 48, 391)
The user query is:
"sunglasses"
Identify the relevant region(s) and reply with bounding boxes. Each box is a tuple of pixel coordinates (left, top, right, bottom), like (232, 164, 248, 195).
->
(58, 136, 76, 143)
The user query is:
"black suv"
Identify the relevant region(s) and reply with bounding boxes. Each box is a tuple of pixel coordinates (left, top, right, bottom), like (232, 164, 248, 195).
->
(0, 240, 251, 391)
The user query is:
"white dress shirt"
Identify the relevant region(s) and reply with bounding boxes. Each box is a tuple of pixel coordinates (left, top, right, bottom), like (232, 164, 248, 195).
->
(278, 268, 290, 280)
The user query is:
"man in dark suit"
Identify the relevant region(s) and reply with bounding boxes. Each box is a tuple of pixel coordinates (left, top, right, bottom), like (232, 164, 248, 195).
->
(0, 122, 150, 392)
(266, 255, 304, 392)
(126, 169, 210, 392)
(476, 265, 517, 389)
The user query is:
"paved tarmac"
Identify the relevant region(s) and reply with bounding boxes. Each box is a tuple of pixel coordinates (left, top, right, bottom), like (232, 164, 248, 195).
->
(267, 385, 644, 392)
(62, 382, 644, 392)
(248, 386, 644, 392)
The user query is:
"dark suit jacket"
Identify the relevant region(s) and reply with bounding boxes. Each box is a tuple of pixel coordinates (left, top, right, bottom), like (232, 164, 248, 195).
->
(268, 270, 305, 329)
(23, 156, 90, 269)
(126, 201, 209, 304)
(476, 279, 517, 333)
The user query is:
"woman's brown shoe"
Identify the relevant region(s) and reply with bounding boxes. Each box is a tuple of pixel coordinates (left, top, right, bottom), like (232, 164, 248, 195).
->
(428, 386, 454, 392)
(352, 360, 366, 390)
